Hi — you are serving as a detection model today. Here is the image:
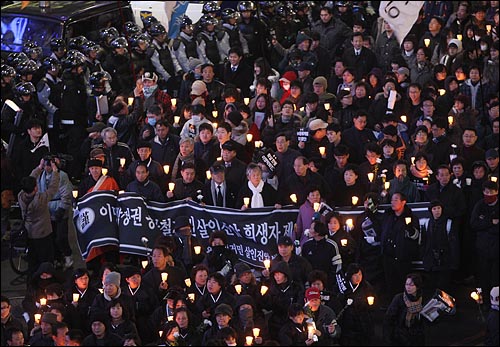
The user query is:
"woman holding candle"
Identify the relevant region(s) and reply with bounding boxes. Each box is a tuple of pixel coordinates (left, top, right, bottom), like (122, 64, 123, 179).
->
(277, 303, 312, 346)
(173, 306, 200, 346)
(229, 262, 259, 299)
(197, 274, 236, 327)
(107, 297, 141, 345)
(324, 212, 357, 274)
(235, 163, 279, 210)
(383, 273, 426, 346)
(333, 263, 375, 346)
(295, 186, 323, 247)
(332, 163, 367, 208)
(408, 152, 434, 201)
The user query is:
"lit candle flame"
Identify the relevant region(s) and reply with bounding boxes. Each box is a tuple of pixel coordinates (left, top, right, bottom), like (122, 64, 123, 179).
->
(457, 34, 463, 41)
(405, 217, 412, 225)
(290, 193, 297, 203)
(101, 168, 108, 176)
(212, 110, 218, 118)
(161, 272, 168, 282)
(346, 219, 354, 230)
(263, 259, 271, 269)
(213, 122, 218, 129)
(424, 38, 430, 47)
(319, 146, 326, 156)
(174, 116, 180, 124)
(72, 190, 78, 199)
(40, 298, 47, 306)
(438, 89, 445, 96)
(235, 284, 242, 294)
(168, 182, 175, 192)
(171, 98, 177, 107)
(260, 285, 268, 295)
(243, 197, 250, 207)
(188, 293, 195, 302)
(194, 246, 201, 254)
(244, 97, 250, 105)
(313, 202, 320, 211)
(448, 115, 453, 125)
(34, 313, 41, 324)
(141, 260, 148, 269)
(491, 177, 498, 182)
(253, 328, 260, 337)
(367, 173, 374, 182)
(206, 170, 211, 180)
(400, 115, 407, 123)
(341, 239, 348, 246)
(324, 102, 330, 111)
(120, 158, 126, 167)
(245, 336, 253, 345)
(486, 24, 492, 33)
(127, 97, 134, 106)
(184, 278, 192, 287)
(163, 165, 170, 175)
(384, 181, 390, 190)
(246, 133, 253, 142)
(351, 196, 359, 206)
(367, 296, 375, 305)
(73, 293, 80, 302)
(470, 291, 480, 301)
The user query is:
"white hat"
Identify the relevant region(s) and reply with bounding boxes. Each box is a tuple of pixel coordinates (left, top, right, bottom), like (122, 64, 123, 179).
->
(309, 119, 328, 131)
(142, 71, 158, 83)
(491, 286, 499, 306)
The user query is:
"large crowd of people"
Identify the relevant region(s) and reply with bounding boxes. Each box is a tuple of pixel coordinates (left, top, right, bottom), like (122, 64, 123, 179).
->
(1, 1, 499, 346)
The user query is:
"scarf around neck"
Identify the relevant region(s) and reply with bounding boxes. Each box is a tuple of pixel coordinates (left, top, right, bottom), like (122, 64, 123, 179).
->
(403, 291, 422, 327)
(248, 180, 264, 208)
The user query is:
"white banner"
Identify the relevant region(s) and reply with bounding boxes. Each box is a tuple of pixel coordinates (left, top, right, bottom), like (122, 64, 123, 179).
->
(379, 1, 425, 45)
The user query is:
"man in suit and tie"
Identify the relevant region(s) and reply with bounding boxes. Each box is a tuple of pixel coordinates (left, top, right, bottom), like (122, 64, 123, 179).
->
(222, 47, 253, 98)
(202, 160, 238, 208)
(341, 32, 377, 81)
(220, 139, 247, 188)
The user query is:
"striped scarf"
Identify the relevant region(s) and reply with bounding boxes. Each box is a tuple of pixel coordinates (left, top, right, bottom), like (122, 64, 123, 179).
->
(403, 291, 422, 327)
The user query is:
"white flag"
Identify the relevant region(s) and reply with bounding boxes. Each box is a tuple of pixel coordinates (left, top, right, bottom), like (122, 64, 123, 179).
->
(31, 133, 50, 153)
(379, 1, 425, 45)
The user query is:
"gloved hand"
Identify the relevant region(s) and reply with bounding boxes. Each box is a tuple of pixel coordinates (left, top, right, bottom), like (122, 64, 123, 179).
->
(54, 207, 66, 222)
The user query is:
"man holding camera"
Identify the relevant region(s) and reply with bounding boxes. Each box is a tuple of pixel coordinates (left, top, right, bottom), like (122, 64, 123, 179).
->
(36, 155, 74, 269)
(18, 159, 60, 274)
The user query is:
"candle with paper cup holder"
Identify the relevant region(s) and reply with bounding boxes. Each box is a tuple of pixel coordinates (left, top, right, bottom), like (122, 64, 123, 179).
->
(263, 259, 271, 269)
(243, 197, 250, 207)
(73, 293, 80, 302)
(141, 260, 148, 269)
(194, 246, 201, 254)
(163, 165, 170, 175)
(161, 272, 168, 282)
(171, 98, 177, 107)
(319, 147, 326, 156)
(101, 168, 108, 176)
(253, 328, 260, 337)
(260, 285, 268, 295)
(367, 172, 374, 182)
(120, 157, 126, 167)
(184, 278, 192, 287)
(206, 170, 211, 180)
(235, 284, 242, 294)
(290, 193, 297, 203)
(351, 196, 359, 206)
(174, 116, 180, 125)
(367, 296, 375, 305)
(246, 133, 253, 142)
(168, 182, 175, 191)
(405, 217, 412, 225)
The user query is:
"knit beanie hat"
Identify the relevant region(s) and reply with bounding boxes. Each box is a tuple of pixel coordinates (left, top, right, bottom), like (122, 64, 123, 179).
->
(191, 80, 207, 95)
(104, 271, 121, 287)
(227, 111, 243, 127)
(313, 76, 327, 89)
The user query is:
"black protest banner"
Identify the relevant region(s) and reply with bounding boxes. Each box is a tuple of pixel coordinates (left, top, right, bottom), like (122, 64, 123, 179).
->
(74, 191, 298, 267)
(73, 191, 120, 260)
(74, 191, 431, 267)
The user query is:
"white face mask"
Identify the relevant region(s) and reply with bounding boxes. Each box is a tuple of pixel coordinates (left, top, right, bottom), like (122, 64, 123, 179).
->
(192, 115, 201, 122)
(480, 44, 488, 51)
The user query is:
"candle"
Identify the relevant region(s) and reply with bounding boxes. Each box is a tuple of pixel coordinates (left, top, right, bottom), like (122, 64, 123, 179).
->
(260, 285, 268, 295)
(384, 181, 390, 190)
(290, 193, 297, 203)
(491, 176, 498, 182)
(101, 168, 108, 176)
(300, 106, 304, 112)
(246, 133, 253, 142)
(40, 298, 47, 306)
(168, 182, 175, 191)
(254, 140, 262, 148)
(216, 157, 222, 162)
(367, 172, 374, 182)
(253, 328, 260, 337)
(161, 272, 168, 282)
(400, 115, 407, 123)
(424, 38, 430, 47)
(319, 146, 326, 155)
(235, 284, 242, 294)
(243, 197, 250, 207)
(171, 98, 177, 107)
(345, 218, 354, 230)
(159, 330, 163, 337)
(457, 34, 463, 41)
(367, 296, 375, 305)
(167, 315, 173, 321)
(194, 246, 201, 254)
(466, 178, 472, 186)
(34, 313, 41, 324)
(244, 97, 250, 105)
(340, 239, 348, 247)
(73, 293, 80, 302)
(263, 259, 271, 269)
(184, 278, 192, 287)
(206, 170, 211, 180)
(308, 326, 315, 339)
(470, 291, 480, 301)
(405, 217, 412, 225)
(438, 89, 445, 96)
(411, 157, 415, 165)
(163, 165, 170, 175)
(351, 196, 359, 206)
(245, 336, 253, 345)
(486, 24, 492, 33)
(72, 190, 78, 199)
(324, 102, 330, 111)
(313, 202, 320, 212)
(174, 116, 180, 124)
(213, 122, 218, 129)
(127, 97, 134, 106)
(212, 110, 218, 118)
(118, 190, 125, 194)
(99, 288, 104, 293)
(141, 260, 148, 269)
(448, 115, 453, 125)
(188, 293, 195, 302)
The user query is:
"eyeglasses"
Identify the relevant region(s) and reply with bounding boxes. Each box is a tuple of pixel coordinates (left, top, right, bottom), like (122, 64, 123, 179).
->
(282, 105, 294, 109)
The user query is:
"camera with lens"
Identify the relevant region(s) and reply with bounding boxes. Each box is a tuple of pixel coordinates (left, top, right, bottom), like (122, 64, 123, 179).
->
(43, 153, 73, 170)
(43, 154, 57, 166)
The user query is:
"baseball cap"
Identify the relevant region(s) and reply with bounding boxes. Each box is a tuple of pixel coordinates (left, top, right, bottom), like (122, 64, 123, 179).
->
(485, 148, 499, 159)
(309, 119, 328, 131)
(305, 287, 321, 301)
(277, 235, 293, 246)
